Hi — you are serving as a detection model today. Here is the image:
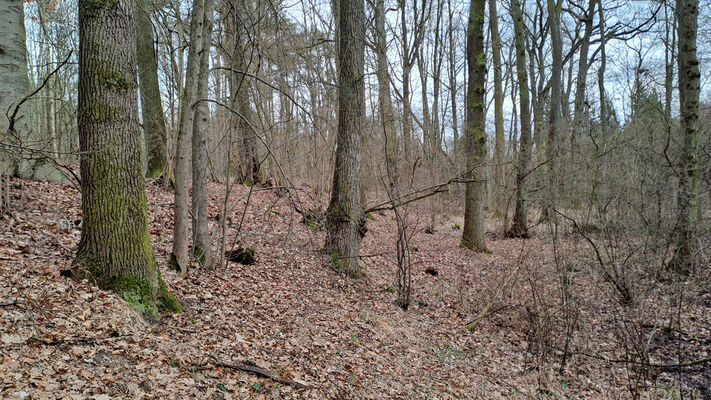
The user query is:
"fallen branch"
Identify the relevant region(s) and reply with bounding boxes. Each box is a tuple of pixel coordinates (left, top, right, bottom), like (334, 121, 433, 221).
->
(553, 346, 711, 370)
(197, 355, 310, 390)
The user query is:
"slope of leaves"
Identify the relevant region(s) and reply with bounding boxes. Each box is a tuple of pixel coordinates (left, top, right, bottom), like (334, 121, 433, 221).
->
(1, 177, 709, 399)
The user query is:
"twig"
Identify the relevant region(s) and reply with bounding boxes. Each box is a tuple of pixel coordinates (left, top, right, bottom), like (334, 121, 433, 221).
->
(196, 355, 310, 389)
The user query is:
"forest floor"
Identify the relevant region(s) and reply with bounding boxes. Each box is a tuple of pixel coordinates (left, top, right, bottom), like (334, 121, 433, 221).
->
(1, 177, 710, 399)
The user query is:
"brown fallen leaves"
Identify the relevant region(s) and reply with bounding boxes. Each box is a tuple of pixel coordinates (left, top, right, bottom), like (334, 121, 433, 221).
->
(1, 177, 709, 399)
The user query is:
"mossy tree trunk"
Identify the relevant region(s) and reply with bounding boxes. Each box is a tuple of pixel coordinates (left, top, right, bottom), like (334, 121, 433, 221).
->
(191, 0, 215, 269)
(326, 0, 365, 277)
(74, 0, 180, 316)
(171, 0, 205, 272)
(507, 0, 532, 238)
(136, 0, 168, 178)
(461, 0, 488, 252)
(670, 0, 701, 273)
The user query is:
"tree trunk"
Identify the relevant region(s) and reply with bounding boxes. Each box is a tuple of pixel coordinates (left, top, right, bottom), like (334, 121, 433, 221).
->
(375, 0, 397, 173)
(507, 0, 532, 238)
(136, 0, 168, 178)
(232, 4, 260, 186)
(570, 0, 595, 202)
(597, 0, 608, 205)
(461, 0, 488, 252)
(447, 0, 458, 152)
(326, 0, 365, 277)
(191, 0, 215, 269)
(670, 0, 701, 273)
(170, 0, 205, 272)
(488, 0, 504, 217)
(546, 0, 562, 213)
(74, 0, 180, 316)
(0, 0, 67, 183)
(400, 0, 412, 160)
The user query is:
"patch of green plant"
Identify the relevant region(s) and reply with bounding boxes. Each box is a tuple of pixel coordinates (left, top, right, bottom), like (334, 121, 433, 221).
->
(452, 223, 461, 230)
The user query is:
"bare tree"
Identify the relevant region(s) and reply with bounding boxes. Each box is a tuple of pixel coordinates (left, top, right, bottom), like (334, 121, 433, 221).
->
(670, 0, 701, 273)
(170, 0, 205, 272)
(507, 0, 533, 239)
(489, 0, 505, 218)
(326, 0, 366, 277)
(192, 0, 215, 269)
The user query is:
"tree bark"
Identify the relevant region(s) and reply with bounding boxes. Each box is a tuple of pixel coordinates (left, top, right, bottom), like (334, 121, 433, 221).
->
(488, 0, 505, 217)
(374, 0, 397, 173)
(507, 0, 532, 238)
(546, 0, 562, 213)
(231, 3, 260, 186)
(136, 0, 168, 178)
(74, 0, 180, 316)
(670, 0, 701, 273)
(170, 0, 205, 272)
(326, 0, 365, 277)
(461, 0, 488, 252)
(570, 0, 596, 202)
(191, 0, 215, 269)
(0, 0, 67, 183)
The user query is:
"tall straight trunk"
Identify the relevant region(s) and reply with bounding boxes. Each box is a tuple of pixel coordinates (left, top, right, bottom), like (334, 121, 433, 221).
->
(670, 0, 701, 273)
(461, 0, 488, 252)
(571, 0, 595, 201)
(170, 0, 205, 272)
(136, 0, 169, 178)
(597, 0, 608, 204)
(664, 4, 676, 123)
(232, 4, 260, 185)
(74, 0, 180, 316)
(507, 0, 532, 238)
(326, 0, 365, 277)
(488, 0, 505, 217)
(192, 0, 215, 269)
(400, 0, 412, 160)
(546, 0, 562, 211)
(431, 0, 444, 151)
(375, 0, 397, 172)
(447, 0, 458, 152)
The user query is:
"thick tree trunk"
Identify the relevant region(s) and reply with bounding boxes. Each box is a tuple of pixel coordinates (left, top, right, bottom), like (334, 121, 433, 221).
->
(326, 0, 365, 277)
(170, 0, 205, 272)
(488, 0, 505, 217)
(74, 0, 180, 316)
(461, 0, 488, 252)
(670, 0, 701, 273)
(507, 0, 532, 238)
(136, 0, 168, 178)
(191, 0, 215, 269)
